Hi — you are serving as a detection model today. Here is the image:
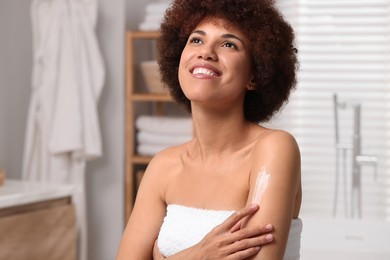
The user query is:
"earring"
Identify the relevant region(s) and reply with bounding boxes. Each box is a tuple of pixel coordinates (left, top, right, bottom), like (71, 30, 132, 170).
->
(247, 78, 256, 91)
(247, 84, 255, 91)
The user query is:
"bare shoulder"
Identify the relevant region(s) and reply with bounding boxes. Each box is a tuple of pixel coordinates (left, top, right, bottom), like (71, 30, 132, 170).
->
(250, 128, 300, 177)
(253, 128, 300, 156)
(134, 142, 190, 208)
(143, 142, 189, 180)
(148, 143, 187, 166)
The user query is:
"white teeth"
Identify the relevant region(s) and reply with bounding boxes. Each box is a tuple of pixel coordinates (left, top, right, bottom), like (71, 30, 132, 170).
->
(192, 67, 217, 76)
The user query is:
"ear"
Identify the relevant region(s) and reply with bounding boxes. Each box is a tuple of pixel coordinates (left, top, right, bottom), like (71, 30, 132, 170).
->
(246, 78, 256, 91)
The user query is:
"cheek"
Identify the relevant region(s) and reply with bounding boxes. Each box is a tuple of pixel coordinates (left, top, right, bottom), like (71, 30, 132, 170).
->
(178, 50, 192, 86)
(241, 57, 254, 83)
(230, 58, 253, 85)
(178, 60, 186, 87)
(225, 52, 252, 72)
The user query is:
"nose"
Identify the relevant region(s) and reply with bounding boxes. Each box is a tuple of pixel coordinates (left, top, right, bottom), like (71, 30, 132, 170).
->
(197, 45, 217, 61)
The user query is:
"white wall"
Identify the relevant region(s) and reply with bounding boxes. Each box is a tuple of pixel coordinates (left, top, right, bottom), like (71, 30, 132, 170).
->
(86, 0, 125, 259)
(0, 1, 32, 178)
(0, 0, 157, 259)
(88, 0, 156, 257)
(0, 0, 126, 258)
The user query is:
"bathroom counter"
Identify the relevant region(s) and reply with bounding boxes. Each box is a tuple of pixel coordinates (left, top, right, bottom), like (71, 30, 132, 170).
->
(0, 179, 77, 260)
(0, 179, 75, 209)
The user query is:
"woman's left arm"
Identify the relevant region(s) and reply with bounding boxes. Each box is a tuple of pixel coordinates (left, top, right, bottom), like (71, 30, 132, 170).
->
(244, 130, 301, 260)
(116, 153, 170, 260)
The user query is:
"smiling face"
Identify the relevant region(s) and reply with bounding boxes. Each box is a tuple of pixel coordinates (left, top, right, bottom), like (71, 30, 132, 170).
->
(178, 17, 254, 111)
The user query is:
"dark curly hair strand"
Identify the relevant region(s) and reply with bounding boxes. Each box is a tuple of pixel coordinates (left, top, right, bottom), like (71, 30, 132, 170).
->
(158, 0, 298, 123)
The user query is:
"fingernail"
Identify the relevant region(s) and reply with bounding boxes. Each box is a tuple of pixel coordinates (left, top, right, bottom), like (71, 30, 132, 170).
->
(266, 234, 273, 241)
(250, 203, 259, 210)
(265, 224, 272, 230)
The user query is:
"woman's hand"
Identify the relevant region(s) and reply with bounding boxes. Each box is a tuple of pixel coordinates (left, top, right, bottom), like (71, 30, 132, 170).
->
(196, 204, 273, 259)
(153, 204, 274, 260)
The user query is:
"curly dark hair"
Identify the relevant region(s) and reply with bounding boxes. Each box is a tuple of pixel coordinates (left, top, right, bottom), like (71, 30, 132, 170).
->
(158, 0, 298, 123)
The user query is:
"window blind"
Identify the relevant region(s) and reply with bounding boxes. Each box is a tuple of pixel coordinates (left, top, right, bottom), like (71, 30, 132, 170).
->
(274, 0, 390, 220)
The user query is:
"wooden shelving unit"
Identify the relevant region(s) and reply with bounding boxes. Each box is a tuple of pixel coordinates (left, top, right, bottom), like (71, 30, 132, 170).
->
(124, 31, 174, 221)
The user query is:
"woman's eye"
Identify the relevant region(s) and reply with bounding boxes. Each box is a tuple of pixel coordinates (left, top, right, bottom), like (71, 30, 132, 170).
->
(223, 42, 237, 49)
(189, 37, 202, 44)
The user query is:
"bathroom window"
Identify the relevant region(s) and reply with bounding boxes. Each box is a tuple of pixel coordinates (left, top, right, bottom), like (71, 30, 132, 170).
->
(274, 0, 390, 221)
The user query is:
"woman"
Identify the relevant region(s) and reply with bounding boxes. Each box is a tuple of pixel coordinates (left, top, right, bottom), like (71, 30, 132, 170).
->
(117, 0, 301, 259)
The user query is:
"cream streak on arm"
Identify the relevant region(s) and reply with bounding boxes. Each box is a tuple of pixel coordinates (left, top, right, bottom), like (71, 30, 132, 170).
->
(252, 167, 271, 205)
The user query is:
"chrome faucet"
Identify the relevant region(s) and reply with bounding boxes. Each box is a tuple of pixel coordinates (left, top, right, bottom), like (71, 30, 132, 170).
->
(350, 104, 378, 218)
(333, 94, 349, 218)
(333, 94, 378, 219)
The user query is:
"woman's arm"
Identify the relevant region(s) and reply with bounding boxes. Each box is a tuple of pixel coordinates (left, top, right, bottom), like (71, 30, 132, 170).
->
(244, 130, 301, 260)
(116, 150, 272, 259)
(118, 165, 273, 260)
(117, 139, 283, 260)
(117, 153, 169, 259)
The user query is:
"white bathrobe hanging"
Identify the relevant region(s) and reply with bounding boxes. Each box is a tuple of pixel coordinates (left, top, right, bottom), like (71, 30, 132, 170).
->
(23, 0, 105, 259)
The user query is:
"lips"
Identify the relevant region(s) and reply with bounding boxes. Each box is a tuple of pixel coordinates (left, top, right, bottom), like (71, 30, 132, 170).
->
(190, 64, 222, 77)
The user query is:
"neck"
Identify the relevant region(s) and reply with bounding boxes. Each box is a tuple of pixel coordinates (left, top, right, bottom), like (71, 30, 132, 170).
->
(191, 104, 254, 158)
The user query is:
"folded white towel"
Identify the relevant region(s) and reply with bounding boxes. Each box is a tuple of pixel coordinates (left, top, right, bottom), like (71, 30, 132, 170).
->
(143, 13, 164, 23)
(139, 2, 170, 31)
(136, 116, 193, 135)
(139, 22, 160, 31)
(145, 2, 170, 14)
(137, 131, 192, 146)
(137, 143, 169, 156)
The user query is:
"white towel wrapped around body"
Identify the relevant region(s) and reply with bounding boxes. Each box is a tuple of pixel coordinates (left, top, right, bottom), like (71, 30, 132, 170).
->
(157, 204, 303, 259)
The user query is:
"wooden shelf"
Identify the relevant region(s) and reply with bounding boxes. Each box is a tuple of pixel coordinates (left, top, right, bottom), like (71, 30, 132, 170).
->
(126, 31, 160, 39)
(124, 30, 175, 222)
(131, 93, 173, 102)
(131, 155, 153, 164)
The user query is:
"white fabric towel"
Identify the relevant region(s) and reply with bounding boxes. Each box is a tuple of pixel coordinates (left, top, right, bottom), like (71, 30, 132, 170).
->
(139, 2, 170, 31)
(137, 131, 192, 146)
(145, 2, 170, 14)
(136, 116, 193, 135)
(139, 13, 165, 31)
(137, 144, 171, 156)
(139, 22, 161, 31)
(284, 218, 303, 260)
(143, 13, 164, 23)
(158, 204, 302, 259)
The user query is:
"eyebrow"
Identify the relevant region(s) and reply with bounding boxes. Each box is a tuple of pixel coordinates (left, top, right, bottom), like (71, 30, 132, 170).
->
(191, 30, 244, 43)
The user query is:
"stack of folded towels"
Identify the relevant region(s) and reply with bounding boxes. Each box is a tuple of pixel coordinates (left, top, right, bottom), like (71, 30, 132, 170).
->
(136, 115, 193, 156)
(139, 1, 171, 31)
